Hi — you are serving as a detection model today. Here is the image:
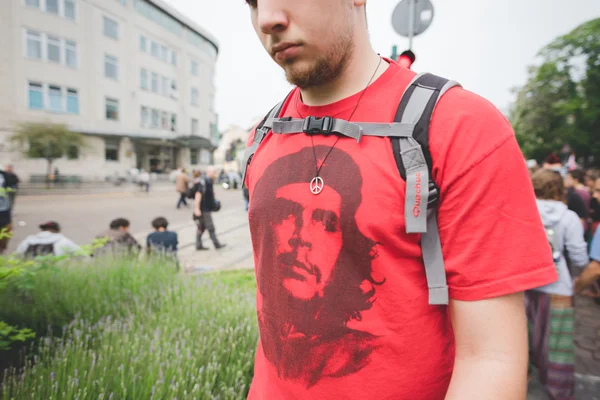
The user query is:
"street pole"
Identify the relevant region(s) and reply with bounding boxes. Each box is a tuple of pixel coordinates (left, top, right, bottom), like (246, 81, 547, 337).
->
(408, 0, 415, 50)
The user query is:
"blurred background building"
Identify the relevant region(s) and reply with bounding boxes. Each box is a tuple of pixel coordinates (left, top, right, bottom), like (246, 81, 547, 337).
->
(0, 0, 219, 182)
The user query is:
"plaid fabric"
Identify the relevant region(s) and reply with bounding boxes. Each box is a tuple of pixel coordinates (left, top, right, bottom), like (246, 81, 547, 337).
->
(526, 290, 575, 400)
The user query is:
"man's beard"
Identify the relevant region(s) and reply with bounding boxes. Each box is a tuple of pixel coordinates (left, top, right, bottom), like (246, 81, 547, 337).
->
(283, 28, 354, 89)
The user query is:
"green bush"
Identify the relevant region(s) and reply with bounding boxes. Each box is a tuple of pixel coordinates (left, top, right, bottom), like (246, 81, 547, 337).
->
(1, 257, 258, 399)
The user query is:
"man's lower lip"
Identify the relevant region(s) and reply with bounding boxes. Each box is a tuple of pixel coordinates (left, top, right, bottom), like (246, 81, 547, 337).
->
(275, 46, 300, 61)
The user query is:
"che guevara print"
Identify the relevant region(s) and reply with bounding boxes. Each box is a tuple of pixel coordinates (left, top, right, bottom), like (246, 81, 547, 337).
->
(248, 145, 385, 388)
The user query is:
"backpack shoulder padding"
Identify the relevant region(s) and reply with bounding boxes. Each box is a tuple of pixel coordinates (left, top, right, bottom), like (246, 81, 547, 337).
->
(392, 73, 461, 183)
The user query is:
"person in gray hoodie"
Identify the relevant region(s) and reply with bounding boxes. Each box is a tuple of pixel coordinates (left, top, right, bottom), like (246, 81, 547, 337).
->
(527, 169, 590, 400)
(15, 221, 81, 257)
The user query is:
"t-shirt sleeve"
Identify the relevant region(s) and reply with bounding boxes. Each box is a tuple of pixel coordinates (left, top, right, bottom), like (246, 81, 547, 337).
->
(431, 89, 558, 301)
(590, 228, 600, 262)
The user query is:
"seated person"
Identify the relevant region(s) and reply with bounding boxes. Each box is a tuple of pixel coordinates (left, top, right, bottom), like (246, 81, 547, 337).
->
(95, 218, 141, 256)
(146, 217, 178, 257)
(15, 221, 81, 257)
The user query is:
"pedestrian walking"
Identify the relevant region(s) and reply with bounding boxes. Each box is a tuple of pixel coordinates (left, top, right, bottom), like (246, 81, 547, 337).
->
(527, 169, 590, 400)
(0, 170, 13, 254)
(3, 164, 19, 211)
(139, 169, 150, 192)
(175, 168, 190, 209)
(192, 168, 226, 250)
(240, 1, 558, 399)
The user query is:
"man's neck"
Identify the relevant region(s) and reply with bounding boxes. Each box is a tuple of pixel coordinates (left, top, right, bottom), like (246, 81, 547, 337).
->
(299, 47, 388, 107)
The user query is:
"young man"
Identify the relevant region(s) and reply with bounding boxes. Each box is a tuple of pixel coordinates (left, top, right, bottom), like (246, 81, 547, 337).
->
(15, 221, 80, 257)
(95, 218, 142, 255)
(175, 168, 190, 209)
(146, 216, 178, 255)
(242, 1, 558, 399)
(193, 168, 226, 250)
(0, 169, 12, 254)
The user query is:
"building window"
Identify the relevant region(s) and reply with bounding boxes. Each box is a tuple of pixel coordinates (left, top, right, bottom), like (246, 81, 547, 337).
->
(103, 16, 119, 40)
(191, 118, 198, 135)
(170, 51, 177, 66)
(64, 0, 76, 20)
(105, 97, 119, 120)
(26, 30, 42, 59)
(200, 149, 211, 165)
(46, 0, 59, 14)
(67, 88, 79, 114)
(135, 0, 183, 36)
(140, 68, 148, 90)
(171, 113, 177, 132)
(25, 0, 41, 8)
(191, 60, 199, 76)
(161, 76, 168, 96)
(160, 45, 168, 62)
(28, 82, 44, 109)
(139, 35, 147, 52)
(151, 41, 159, 57)
(190, 148, 198, 165)
(105, 138, 120, 161)
(47, 35, 61, 63)
(151, 72, 158, 93)
(191, 88, 199, 106)
(48, 85, 63, 112)
(161, 111, 168, 130)
(170, 80, 177, 98)
(141, 106, 149, 127)
(104, 54, 118, 80)
(151, 109, 159, 128)
(65, 40, 77, 68)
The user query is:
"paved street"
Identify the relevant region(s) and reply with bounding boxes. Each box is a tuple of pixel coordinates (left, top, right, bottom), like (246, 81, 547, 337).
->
(6, 184, 252, 271)
(5, 186, 600, 398)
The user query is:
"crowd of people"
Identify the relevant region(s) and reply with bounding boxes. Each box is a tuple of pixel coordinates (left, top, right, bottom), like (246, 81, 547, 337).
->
(526, 160, 600, 399)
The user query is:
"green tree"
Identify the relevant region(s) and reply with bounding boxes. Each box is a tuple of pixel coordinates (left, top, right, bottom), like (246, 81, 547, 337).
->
(511, 18, 600, 167)
(9, 122, 88, 179)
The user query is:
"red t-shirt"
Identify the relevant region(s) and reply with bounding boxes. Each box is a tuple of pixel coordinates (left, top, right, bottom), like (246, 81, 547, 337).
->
(245, 60, 557, 400)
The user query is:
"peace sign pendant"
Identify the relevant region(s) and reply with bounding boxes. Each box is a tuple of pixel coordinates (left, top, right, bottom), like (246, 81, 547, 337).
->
(310, 176, 324, 195)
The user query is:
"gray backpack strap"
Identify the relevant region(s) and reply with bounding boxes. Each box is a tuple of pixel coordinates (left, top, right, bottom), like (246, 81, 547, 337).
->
(241, 95, 290, 187)
(393, 73, 461, 305)
(271, 117, 415, 142)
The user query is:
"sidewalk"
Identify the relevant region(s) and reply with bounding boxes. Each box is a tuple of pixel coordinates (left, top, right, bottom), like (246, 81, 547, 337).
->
(17, 181, 174, 197)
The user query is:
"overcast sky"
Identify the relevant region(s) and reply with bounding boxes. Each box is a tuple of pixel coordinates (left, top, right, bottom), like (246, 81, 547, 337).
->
(166, 0, 600, 131)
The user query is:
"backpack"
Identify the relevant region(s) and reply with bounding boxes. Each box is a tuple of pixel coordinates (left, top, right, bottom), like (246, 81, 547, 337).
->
(24, 243, 56, 258)
(242, 72, 461, 306)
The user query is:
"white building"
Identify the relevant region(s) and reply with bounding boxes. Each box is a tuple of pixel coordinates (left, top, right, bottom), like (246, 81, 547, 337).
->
(0, 0, 219, 182)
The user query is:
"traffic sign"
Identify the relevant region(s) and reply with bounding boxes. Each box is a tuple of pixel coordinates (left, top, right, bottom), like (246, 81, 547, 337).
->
(392, 0, 435, 38)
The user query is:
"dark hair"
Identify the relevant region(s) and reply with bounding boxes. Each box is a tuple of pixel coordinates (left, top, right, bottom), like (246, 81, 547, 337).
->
(109, 218, 130, 229)
(545, 152, 561, 165)
(39, 221, 60, 232)
(569, 169, 585, 184)
(151, 217, 168, 230)
(532, 169, 565, 202)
